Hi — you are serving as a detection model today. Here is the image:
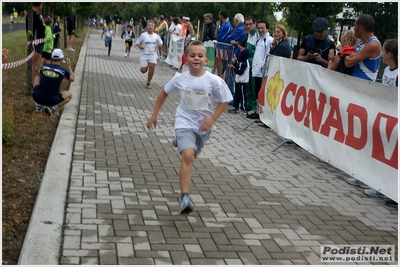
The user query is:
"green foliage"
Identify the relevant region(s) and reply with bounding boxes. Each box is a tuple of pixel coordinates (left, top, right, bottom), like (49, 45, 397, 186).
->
(346, 2, 398, 41)
(278, 3, 343, 39)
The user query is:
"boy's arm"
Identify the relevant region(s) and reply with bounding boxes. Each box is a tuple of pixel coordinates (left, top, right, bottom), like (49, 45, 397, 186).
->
(146, 89, 169, 129)
(201, 101, 228, 132)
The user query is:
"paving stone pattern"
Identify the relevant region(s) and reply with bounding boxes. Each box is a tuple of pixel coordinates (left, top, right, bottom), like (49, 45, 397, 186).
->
(61, 30, 398, 265)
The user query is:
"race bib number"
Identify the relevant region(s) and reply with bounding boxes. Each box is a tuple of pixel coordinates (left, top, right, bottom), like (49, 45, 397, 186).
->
(145, 46, 154, 55)
(182, 88, 208, 110)
(105, 31, 112, 38)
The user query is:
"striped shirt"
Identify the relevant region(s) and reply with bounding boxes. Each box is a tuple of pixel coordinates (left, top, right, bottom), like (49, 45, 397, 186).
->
(352, 37, 381, 82)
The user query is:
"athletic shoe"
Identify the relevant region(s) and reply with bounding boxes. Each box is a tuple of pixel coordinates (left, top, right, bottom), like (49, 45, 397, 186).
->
(146, 82, 151, 89)
(35, 104, 43, 113)
(385, 199, 398, 208)
(228, 108, 238, 113)
(44, 106, 52, 116)
(67, 47, 75, 52)
(124, 53, 127, 58)
(363, 189, 386, 198)
(347, 178, 370, 189)
(235, 109, 245, 115)
(180, 195, 194, 214)
(172, 138, 177, 147)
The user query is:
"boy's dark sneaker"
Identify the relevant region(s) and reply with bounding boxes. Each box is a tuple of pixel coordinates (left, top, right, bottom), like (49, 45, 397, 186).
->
(228, 108, 238, 113)
(44, 106, 52, 116)
(385, 199, 398, 208)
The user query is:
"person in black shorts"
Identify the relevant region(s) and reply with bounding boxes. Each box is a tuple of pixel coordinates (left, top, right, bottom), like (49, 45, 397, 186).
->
(32, 49, 75, 116)
(67, 7, 76, 52)
(121, 24, 135, 58)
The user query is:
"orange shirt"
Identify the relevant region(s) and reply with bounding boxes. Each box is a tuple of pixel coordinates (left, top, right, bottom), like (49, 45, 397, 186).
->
(180, 22, 187, 38)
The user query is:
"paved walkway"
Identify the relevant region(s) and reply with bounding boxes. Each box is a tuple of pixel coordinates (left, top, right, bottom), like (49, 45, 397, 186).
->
(23, 29, 399, 265)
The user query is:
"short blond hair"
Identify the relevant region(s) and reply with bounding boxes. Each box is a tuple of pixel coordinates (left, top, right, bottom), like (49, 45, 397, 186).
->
(186, 40, 206, 54)
(273, 24, 288, 40)
(341, 30, 358, 47)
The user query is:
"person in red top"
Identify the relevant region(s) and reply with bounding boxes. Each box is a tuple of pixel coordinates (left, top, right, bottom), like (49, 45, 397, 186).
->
(327, 30, 358, 75)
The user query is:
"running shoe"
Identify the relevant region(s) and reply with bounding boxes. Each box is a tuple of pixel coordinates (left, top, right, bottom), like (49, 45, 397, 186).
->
(44, 106, 52, 116)
(347, 178, 370, 189)
(146, 82, 151, 89)
(363, 189, 386, 198)
(180, 195, 194, 214)
(385, 199, 398, 208)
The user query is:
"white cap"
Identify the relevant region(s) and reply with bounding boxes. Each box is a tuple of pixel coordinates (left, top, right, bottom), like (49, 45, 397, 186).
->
(51, 48, 64, 60)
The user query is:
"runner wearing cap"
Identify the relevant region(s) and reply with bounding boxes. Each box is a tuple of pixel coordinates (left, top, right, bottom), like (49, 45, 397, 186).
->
(32, 49, 75, 116)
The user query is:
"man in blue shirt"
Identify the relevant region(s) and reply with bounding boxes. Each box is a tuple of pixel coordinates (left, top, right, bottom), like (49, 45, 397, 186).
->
(214, 10, 232, 79)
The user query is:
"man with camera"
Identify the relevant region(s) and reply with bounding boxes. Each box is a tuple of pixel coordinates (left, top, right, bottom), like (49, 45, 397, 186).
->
(297, 17, 335, 67)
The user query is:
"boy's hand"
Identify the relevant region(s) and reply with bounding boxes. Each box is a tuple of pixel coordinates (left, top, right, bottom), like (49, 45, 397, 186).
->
(201, 117, 215, 132)
(146, 115, 157, 129)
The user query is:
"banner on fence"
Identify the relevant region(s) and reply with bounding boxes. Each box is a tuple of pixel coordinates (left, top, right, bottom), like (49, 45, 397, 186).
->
(204, 41, 215, 72)
(165, 34, 185, 69)
(259, 56, 398, 200)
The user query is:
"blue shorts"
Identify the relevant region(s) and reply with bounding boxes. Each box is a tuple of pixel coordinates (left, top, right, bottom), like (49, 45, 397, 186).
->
(175, 128, 211, 155)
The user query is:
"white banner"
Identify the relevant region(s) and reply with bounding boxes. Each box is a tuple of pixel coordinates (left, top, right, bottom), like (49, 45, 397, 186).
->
(165, 34, 185, 69)
(259, 56, 398, 200)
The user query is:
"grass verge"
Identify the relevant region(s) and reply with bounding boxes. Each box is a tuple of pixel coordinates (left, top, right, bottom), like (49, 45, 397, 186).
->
(1, 24, 87, 265)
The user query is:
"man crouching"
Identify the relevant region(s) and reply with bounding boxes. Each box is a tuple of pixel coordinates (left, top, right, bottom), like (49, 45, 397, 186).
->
(32, 48, 74, 116)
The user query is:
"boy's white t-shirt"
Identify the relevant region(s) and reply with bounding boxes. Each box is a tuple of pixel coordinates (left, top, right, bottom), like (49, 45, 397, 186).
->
(136, 32, 163, 58)
(164, 71, 233, 132)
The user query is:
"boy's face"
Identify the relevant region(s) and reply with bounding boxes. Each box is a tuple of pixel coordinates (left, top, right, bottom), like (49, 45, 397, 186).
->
(185, 45, 208, 71)
(147, 22, 154, 33)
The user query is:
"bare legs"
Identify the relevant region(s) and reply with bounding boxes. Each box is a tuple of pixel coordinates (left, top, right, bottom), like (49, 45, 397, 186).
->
(179, 148, 195, 194)
(140, 63, 156, 83)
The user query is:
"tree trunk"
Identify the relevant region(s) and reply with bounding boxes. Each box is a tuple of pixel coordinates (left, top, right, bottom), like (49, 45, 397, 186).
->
(64, 17, 67, 48)
(26, 3, 33, 95)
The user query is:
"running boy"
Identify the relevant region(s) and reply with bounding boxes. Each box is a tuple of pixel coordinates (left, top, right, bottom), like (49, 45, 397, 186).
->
(101, 23, 116, 56)
(146, 41, 233, 214)
(136, 20, 163, 89)
(121, 24, 135, 58)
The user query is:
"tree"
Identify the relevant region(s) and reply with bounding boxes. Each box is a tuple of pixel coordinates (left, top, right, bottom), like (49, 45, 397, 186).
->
(277, 3, 344, 43)
(345, 2, 398, 41)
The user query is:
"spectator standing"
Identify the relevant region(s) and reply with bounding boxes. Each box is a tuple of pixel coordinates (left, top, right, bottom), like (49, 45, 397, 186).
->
(26, 2, 45, 101)
(9, 13, 14, 31)
(381, 39, 398, 87)
(121, 24, 135, 58)
(214, 10, 232, 78)
(155, 15, 168, 60)
(129, 18, 135, 27)
(170, 17, 182, 36)
(228, 47, 250, 115)
(252, 20, 273, 118)
(225, 13, 247, 99)
(32, 49, 74, 116)
(168, 14, 178, 34)
(153, 17, 159, 28)
(101, 23, 116, 56)
(345, 14, 382, 82)
(41, 17, 55, 66)
(140, 16, 147, 33)
(327, 30, 358, 75)
(146, 41, 232, 214)
(297, 17, 335, 67)
(66, 7, 76, 52)
(332, 32, 342, 51)
(243, 16, 259, 118)
(202, 13, 216, 42)
(53, 16, 61, 48)
(270, 24, 291, 58)
(136, 20, 163, 89)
